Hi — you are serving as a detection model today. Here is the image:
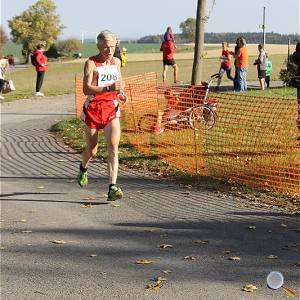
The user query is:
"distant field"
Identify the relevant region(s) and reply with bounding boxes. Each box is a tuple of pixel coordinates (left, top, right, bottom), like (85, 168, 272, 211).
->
(3, 41, 294, 60)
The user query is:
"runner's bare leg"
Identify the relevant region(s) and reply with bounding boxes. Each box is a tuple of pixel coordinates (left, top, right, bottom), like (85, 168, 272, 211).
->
(104, 118, 121, 184)
(81, 125, 99, 168)
(163, 65, 168, 83)
(173, 64, 178, 83)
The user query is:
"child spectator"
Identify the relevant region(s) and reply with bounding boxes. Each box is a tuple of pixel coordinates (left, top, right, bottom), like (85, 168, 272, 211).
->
(265, 53, 272, 88)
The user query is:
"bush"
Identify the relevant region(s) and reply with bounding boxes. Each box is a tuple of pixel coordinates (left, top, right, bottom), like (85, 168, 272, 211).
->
(279, 56, 297, 86)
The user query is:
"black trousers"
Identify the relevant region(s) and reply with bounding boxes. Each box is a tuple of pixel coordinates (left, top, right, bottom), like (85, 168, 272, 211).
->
(36, 71, 45, 92)
(0, 79, 4, 92)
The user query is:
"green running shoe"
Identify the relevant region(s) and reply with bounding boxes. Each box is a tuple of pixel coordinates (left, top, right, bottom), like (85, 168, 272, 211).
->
(107, 185, 123, 201)
(77, 169, 88, 187)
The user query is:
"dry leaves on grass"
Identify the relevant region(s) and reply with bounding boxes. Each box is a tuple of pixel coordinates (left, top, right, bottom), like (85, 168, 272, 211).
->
(51, 240, 66, 244)
(282, 287, 296, 297)
(159, 244, 173, 249)
(242, 284, 257, 292)
(135, 259, 153, 265)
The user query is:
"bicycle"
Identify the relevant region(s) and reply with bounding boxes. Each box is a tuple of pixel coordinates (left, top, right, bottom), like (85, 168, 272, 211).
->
(137, 73, 220, 133)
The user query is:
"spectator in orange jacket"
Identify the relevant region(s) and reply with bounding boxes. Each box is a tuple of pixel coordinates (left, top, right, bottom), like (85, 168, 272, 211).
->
(235, 37, 248, 91)
(33, 43, 48, 96)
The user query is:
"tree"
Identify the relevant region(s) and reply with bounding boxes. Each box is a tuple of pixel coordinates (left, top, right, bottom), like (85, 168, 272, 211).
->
(0, 27, 8, 52)
(57, 38, 81, 57)
(191, 0, 206, 84)
(8, 0, 64, 62)
(180, 18, 196, 42)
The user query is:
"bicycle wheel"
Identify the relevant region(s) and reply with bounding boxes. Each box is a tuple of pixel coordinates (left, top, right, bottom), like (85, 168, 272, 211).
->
(137, 114, 157, 133)
(189, 106, 216, 130)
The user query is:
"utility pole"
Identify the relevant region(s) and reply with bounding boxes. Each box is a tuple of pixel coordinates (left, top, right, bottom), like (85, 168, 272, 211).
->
(191, 0, 206, 85)
(287, 38, 290, 64)
(262, 6, 266, 46)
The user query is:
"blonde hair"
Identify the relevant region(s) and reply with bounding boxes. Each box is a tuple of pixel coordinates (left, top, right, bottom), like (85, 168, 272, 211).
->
(96, 30, 116, 45)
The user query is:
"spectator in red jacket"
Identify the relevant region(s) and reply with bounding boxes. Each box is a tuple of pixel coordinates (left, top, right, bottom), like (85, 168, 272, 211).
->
(33, 43, 48, 96)
(160, 40, 178, 84)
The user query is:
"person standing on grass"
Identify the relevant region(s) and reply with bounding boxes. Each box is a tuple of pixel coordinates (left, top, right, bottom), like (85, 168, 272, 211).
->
(78, 30, 126, 201)
(33, 43, 48, 96)
(235, 37, 248, 92)
(164, 26, 176, 47)
(254, 44, 267, 90)
(0, 56, 9, 100)
(216, 42, 234, 91)
(160, 39, 178, 84)
(265, 53, 272, 88)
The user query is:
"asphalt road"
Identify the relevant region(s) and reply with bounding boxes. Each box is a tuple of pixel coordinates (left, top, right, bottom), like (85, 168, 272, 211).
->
(1, 95, 299, 300)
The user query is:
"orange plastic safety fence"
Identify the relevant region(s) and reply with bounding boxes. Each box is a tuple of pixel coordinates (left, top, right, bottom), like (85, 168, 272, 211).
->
(75, 73, 300, 197)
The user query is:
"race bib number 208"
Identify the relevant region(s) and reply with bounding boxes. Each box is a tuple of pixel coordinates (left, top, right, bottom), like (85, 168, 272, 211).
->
(97, 65, 119, 87)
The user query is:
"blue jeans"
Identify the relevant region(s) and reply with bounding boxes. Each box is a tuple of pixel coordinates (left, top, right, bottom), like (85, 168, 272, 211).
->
(236, 67, 248, 91)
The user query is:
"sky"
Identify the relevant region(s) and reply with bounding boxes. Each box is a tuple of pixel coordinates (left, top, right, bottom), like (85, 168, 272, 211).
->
(1, 0, 299, 40)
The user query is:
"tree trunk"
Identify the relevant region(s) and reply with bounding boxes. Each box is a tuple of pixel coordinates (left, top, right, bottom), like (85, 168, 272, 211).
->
(191, 0, 206, 85)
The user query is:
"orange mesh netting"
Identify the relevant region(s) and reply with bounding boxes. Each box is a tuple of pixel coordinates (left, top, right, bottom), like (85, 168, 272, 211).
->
(75, 73, 300, 197)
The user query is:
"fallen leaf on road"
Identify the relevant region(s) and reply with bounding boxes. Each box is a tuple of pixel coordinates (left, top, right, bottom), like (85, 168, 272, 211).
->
(242, 284, 257, 292)
(37, 186, 44, 189)
(81, 203, 92, 208)
(21, 230, 32, 233)
(51, 240, 66, 244)
(159, 244, 173, 249)
(82, 196, 95, 200)
(228, 256, 241, 261)
(0, 247, 5, 250)
(223, 250, 231, 254)
(146, 278, 164, 291)
(281, 223, 288, 228)
(67, 179, 75, 183)
(89, 254, 97, 257)
(194, 240, 209, 244)
(267, 255, 278, 259)
(154, 276, 166, 282)
(248, 226, 256, 230)
(183, 256, 196, 260)
(57, 159, 65, 162)
(135, 259, 153, 264)
(144, 228, 161, 233)
(162, 270, 172, 274)
(111, 204, 120, 207)
(282, 287, 296, 297)
(160, 234, 168, 238)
